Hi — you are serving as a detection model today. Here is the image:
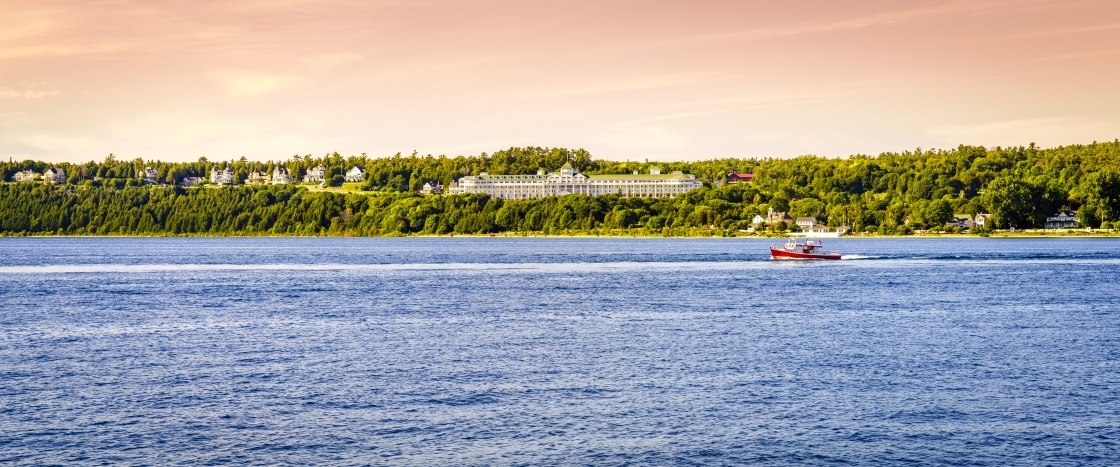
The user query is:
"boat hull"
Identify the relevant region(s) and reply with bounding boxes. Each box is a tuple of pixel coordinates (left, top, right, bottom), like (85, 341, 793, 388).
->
(770, 247, 842, 260)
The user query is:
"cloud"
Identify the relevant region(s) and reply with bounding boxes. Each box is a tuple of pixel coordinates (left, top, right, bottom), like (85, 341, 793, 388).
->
(300, 52, 363, 70)
(204, 53, 360, 97)
(207, 69, 297, 96)
(597, 125, 686, 151)
(925, 117, 1120, 147)
(662, 1, 987, 47)
(0, 112, 30, 126)
(15, 134, 106, 155)
(0, 87, 60, 98)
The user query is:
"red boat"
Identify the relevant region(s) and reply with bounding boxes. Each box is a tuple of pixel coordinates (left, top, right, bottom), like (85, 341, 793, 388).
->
(770, 238, 842, 260)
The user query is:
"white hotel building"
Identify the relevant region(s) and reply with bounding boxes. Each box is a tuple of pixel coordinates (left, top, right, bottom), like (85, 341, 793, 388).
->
(449, 163, 702, 199)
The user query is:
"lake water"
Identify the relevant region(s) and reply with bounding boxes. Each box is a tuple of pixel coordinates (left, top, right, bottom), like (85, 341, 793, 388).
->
(1, 237, 1118, 465)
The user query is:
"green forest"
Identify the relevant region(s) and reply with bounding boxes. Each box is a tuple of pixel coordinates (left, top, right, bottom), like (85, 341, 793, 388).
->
(3, 142, 1120, 236)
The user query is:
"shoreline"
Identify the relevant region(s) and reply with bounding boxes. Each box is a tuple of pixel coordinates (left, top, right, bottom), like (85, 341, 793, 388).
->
(2, 231, 1119, 239)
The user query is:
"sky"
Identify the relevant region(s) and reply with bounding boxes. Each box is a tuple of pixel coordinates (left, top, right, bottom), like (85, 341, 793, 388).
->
(2, 0, 1119, 163)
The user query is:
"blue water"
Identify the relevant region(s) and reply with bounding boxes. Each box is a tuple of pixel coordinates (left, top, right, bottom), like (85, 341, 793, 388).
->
(1, 237, 1118, 465)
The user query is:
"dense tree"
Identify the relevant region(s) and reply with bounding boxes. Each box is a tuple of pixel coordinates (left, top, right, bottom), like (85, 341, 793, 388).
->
(4, 142, 1120, 236)
(1075, 169, 1120, 227)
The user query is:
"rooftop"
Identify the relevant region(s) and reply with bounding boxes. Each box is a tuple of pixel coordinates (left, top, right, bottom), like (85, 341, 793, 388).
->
(586, 173, 695, 181)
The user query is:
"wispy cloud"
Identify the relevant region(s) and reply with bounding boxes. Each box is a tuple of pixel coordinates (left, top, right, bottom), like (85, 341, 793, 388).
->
(958, 21, 1120, 44)
(0, 87, 60, 98)
(207, 69, 297, 96)
(661, 1, 987, 47)
(0, 112, 30, 126)
(597, 125, 686, 151)
(1033, 48, 1120, 62)
(925, 116, 1120, 146)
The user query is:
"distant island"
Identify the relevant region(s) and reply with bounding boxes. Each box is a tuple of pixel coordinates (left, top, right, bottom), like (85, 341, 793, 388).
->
(2, 143, 1119, 237)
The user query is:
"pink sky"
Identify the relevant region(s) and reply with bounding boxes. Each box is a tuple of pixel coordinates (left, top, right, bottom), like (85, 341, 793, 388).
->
(3, 0, 1119, 163)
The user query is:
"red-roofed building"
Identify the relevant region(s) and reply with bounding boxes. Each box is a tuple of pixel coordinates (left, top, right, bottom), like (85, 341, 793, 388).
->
(727, 171, 753, 183)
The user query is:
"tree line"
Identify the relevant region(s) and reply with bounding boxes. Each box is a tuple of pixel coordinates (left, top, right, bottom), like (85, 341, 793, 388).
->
(3, 142, 1120, 236)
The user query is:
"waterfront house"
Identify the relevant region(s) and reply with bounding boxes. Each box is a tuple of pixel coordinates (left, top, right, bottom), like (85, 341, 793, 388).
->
(751, 214, 765, 225)
(802, 224, 848, 238)
(806, 224, 830, 234)
(303, 165, 326, 183)
(345, 166, 365, 182)
(140, 167, 158, 184)
(948, 214, 971, 228)
(974, 213, 990, 227)
(726, 171, 753, 183)
(272, 166, 292, 184)
(12, 170, 38, 182)
(246, 170, 271, 185)
(764, 208, 793, 225)
(1045, 210, 1079, 229)
(210, 165, 235, 185)
(43, 167, 66, 183)
(419, 181, 443, 195)
(795, 217, 817, 229)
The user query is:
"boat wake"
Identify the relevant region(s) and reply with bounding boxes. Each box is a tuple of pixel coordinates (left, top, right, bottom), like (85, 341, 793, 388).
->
(840, 255, 882, 260)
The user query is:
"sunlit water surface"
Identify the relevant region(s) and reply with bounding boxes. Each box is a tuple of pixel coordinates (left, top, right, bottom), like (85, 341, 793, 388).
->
(2, 237, 1118, 465)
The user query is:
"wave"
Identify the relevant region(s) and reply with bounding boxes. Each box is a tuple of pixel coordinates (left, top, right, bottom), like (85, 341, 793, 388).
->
(4, 257, 1120, 275)
(0, 261, 766, 274)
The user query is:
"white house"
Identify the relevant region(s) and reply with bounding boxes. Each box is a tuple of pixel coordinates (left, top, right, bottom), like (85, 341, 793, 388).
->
(140, 167, 158, 184)
(210, 165, 235, 185)
(345, 166, 365, 182)
(419, 181, 443, 195)
(805, 224, 830, 234)
(449, 163, 701, 199)
(13, 170, 38, 182)
(303, 165, 326, 183)
(974, 213, 990, 227)
(43, 167, 66, 183)
(751, 214, 765, 225)
(272, 166, 293, 184)
(1045, 210, 1078, 229)
(800, 224, 850, 238)
(795, 217, 817, 229)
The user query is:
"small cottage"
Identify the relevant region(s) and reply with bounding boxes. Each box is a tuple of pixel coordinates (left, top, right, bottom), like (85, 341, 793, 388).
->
(726, 171, 753, 183)
(180, 176, 204, 187)
(419, 181, 443, 195)
(795, 217, 817, 229)
(806, 224, 830, 234)
(345, 166, 365, 182)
